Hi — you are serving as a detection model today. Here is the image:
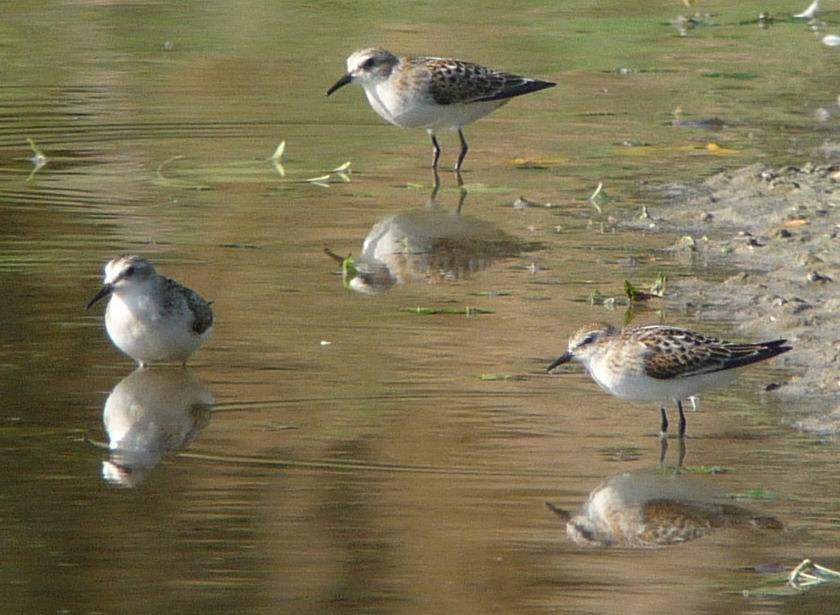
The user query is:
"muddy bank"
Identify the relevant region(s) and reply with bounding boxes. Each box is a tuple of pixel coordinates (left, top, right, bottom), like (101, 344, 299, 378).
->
(637, 158, 840, 434)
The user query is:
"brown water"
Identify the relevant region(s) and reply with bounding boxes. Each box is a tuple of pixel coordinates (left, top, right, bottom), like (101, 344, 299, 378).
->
(2, 1, 839, 613)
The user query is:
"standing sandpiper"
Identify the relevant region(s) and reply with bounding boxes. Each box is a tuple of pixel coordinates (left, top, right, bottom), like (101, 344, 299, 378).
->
(546, 323, 791, 437)
(326, 47, 555, 171)
(86, 255, 214, 367)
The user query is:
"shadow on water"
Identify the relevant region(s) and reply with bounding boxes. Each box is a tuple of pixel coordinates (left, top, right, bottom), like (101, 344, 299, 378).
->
(96, 368, 214, 488)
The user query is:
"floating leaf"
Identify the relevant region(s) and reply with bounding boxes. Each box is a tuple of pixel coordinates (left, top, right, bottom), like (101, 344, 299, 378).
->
(589, 182, 607, 212)
(624, 279, 641, 301)
(650, 272, 667, 297)
(682, 465, 731, 474)
(271, 141, 286, 162)
(399, 306, 494, 316)
(701, 71, 759, 80)
(728, 487, 776, 500)
(305, 174, 331, 183)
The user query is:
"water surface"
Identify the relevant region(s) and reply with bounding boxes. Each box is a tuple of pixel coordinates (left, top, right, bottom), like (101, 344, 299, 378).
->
(2, 1, 839, 613)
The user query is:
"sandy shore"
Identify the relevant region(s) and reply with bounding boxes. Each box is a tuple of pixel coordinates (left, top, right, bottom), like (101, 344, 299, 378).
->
(639, 158, 840, 434)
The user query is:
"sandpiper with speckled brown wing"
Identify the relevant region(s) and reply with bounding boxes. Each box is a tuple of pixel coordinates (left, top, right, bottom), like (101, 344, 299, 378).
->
(326, 47, 555, 172)
(546, 323, 791, 437)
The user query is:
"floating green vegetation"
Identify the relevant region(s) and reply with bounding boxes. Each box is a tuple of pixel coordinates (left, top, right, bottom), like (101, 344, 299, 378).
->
(323, 246, 357, 290)
(744, 559, 840, 598)
(26, 138, 48, 181)
(474, 290, 512, 297)
(479, 373, 524, 381)
(607, 67, 675, 75)
(399, 306, 494, 316)
(701, 71, 759, 80)
(588, 181, 608, 213)
(728, 487, 775, 500)
(789, 559, 840, 592)
(153, 142, 352, 190)
(624, 272, 667, 301)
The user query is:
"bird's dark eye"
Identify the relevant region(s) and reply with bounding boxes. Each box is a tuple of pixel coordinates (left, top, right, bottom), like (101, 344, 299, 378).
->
(580, 334, 596, 345)
(124, 265, 135, 278)
(362, 57, 376, 69)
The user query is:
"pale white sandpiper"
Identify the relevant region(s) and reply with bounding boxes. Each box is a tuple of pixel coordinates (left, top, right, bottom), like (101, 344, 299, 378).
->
(546, 323, 791, 437)
(86, 255, 214, 367)
(326, 47, 555, 171)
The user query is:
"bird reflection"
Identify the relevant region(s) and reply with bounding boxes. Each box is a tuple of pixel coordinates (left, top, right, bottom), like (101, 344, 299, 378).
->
(101, 367, 214, 487)
(547, 471, 782, 548)
(325, 191, 535, 294)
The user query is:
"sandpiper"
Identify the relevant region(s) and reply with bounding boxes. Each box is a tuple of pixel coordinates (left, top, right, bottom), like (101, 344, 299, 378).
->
(326, 47, 555, 171)
(546, 323, 791, 437)
(86, 255, 214, 367)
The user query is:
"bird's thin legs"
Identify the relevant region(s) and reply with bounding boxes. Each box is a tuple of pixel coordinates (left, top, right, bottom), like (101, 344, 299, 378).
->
(676, 436, 686, 469)
(455, 128, 469, 172)
(430, 132, 441, 169)
(456, 183, 467, 214)
(677, 400, 687, 438)
(659, 426, 687, 470)
(659, 407, 669, 436)
(427, 168, 441, 207)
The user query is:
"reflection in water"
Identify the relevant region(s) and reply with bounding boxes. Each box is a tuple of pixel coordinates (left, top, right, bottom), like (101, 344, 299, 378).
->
(101, 368, 214, 487)
(326, 203, 535, 294)
(548, 471, 782, 548)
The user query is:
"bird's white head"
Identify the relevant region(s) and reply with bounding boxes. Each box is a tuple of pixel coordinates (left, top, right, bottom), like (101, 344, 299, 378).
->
(326, 47, 399, 96)
(86, 255, 156, 310)
(547, 322, 617, 372)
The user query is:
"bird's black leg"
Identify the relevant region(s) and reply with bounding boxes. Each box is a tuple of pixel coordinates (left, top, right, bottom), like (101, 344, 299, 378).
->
(659, 435, 668, 466)
(659, 407, 669, 437)
(427, 168, 441, 207)
(677, 400, 687, 438)
(456, 184, 467, 214)
(455, 128, 469, 172)
(676, 436, 686, 469)
(430, 132, 441, 169)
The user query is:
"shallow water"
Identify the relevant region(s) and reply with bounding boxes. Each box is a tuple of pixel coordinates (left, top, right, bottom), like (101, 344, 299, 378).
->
(2, 1, 839, 613)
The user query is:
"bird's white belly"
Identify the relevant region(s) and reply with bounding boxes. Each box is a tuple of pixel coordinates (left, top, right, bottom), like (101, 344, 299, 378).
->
(588, 359, 737, 404)
(105, 295, 209, 364)
(365, 85, 505, 129)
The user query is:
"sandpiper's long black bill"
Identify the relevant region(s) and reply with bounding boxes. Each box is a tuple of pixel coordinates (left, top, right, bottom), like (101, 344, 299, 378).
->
(546, 351, 573, 373)
(86, 284, 113, 310)
(326, 73, 352, 96)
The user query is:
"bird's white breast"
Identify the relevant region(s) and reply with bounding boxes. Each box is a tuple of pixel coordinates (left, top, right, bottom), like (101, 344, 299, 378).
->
(586, 353, 738, 404)
(105, 284, 210, 364)
(363, 82, 505, 130)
